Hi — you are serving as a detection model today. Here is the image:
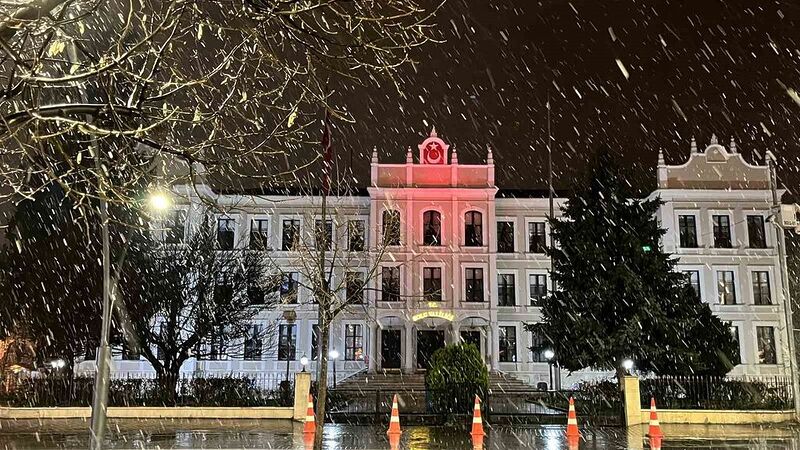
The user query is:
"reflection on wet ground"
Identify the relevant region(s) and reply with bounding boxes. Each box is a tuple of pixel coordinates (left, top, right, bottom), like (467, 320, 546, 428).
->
(0, 419, 797, 449)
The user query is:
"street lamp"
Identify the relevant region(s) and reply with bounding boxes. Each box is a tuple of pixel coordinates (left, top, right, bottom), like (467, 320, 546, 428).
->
(329, 349, 340, 388)
(50, 359, 65, 370)
(621, 358, 634, 375)
(544, 350, 555, 390)
(148, 191, 171, 211)
(300, 355, 309, 373)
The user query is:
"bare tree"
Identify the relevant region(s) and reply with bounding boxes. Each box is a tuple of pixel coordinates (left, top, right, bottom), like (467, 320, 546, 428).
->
(118, 212, 275, 404)
(0, 0, 442, 210)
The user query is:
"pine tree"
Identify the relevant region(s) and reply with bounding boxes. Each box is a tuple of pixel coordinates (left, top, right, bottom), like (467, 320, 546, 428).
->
(528, 146, 739, 376)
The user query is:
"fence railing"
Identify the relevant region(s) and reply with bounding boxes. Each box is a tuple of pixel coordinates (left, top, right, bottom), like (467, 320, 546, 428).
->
(640, 375, 793, 410)
(0, 372, 294, 407)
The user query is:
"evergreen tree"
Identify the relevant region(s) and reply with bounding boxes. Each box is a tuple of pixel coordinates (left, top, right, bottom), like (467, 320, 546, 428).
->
(528, 146, 739, 377)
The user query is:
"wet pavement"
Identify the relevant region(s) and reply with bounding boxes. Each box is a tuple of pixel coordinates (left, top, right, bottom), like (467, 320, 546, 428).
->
(0, 419, 797, 449)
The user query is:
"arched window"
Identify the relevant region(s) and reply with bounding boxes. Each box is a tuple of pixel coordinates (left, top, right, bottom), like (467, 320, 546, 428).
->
(423, 210, 441, 246)
(465, 211, 483, 246)
(382, 210, 401, 246)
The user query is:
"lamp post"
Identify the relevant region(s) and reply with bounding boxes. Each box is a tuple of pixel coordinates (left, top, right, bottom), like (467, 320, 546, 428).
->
(91, 191, 170, 449)
(300, 355, 309, 373)
(329, 349, 340, 388)
(544, 349, 555, 390)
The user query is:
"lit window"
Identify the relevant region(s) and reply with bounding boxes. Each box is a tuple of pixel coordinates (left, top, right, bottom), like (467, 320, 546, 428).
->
(345, 325, 364, 361)
(756, 326, 777, 365)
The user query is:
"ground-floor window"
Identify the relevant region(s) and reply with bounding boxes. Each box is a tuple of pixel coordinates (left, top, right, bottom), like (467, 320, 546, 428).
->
(499, 325, 517, 363)
(244, 324, 263, 361)
(311, 324, 321, 360)
(529, 330, 547, 363)
(278, 324, 297, 361)
(756, 326, 777, 365)
(345, 324, 364, 361)
(729, 325, 741, 364)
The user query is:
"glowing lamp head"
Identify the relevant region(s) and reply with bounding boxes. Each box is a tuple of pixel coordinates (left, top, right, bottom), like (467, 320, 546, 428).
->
(149, 191, 171, 211)
(300, 356, 309, 366)
(621, 358, 634, 372)
(543, 349, 555, 361)
(50, 359, 65, 369)
(329, 349, 339, 360)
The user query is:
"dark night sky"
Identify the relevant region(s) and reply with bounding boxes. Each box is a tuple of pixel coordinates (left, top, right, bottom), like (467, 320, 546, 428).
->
(322, 0, 800, 195)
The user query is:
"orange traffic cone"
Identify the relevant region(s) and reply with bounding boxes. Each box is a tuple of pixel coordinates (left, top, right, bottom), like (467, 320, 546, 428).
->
(649, 436, 662, 450)
(472, 433, 484, 450)
(303, 432, 315, 450)
(387, 394, 402, 435)
(567, 434, 580, 450)
(647, 398, 663, 439)
(303, 393, 316, 434)
(470, 395, 486, 438)
(566, 397, 580, 438)
(389, 431, 401, 450)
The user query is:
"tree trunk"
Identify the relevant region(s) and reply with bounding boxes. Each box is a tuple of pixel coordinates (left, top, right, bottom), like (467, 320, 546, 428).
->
(313, 314, 330, 450)
(157, 364, 180, 406)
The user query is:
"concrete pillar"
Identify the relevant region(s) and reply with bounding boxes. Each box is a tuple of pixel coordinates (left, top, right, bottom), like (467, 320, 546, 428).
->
(623, 375, 643, 427)
(293, 372, 312, 422)
(487, 324, 498, 371)
(404, 322, 414, 373)
(369, 323, 378, 373)
(449, 321, 460, 344)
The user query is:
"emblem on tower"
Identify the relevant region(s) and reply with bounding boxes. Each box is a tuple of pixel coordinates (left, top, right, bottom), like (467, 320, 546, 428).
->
(418, 126, 450, 165)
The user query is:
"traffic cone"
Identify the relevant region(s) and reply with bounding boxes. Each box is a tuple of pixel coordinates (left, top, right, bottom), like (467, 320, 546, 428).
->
(566, 397, 580, 438)
(567, 434, 580, 450)
(649, 436, 662, 450)
(387, 394, 402, 435)
(647, 398, 663, 439)
(303, 432, 315, 450)
(470, 395, 486, 438)
(303, 393, 316, 434)
(472, 433, 484, 450)
(389, 431, 401, 450)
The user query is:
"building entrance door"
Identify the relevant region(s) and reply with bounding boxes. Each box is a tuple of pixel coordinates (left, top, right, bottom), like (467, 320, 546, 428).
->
(460, 330, 481, 350)
(416, 330, 445, 370)
(381, 329, 402, 369)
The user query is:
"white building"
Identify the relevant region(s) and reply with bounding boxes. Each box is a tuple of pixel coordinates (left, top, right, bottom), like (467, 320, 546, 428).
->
(103, 130, 790, 386)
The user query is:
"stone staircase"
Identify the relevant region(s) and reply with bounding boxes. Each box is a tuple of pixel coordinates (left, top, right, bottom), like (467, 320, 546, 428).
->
(334, 370, 532, 392)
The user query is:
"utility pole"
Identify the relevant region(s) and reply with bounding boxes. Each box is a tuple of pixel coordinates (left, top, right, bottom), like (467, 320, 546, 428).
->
(766, 150, 800, 420)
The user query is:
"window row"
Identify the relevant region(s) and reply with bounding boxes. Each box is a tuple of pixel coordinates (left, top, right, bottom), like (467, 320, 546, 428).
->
(677, 213, 767, 249)
(216, 218, 367, 252)
(244, 271, 365, 306)
(683, 269, 776, 305)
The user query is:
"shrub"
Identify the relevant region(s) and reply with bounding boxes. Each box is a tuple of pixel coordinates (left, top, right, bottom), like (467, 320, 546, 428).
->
(425, 343, 489, 416)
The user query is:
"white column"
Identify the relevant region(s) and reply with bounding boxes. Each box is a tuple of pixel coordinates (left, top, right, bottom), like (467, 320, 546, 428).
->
(404, 322, 415, 373)
(490, 321, 500, 371)
(369, 323, 378, 373)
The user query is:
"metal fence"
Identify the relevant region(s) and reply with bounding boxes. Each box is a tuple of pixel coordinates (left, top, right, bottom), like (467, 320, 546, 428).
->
(0, 372, 293, 407)
(326, 385, 623, 426)
(640, 375, 793, 410)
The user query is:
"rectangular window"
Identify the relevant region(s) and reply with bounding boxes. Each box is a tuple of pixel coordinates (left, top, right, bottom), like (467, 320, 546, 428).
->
(214, 274, 233, 303)
(730, 326, 741, 363)
(465, 211, 483, 246)
(311, 324, 321, 360)
(757, 326, 777, 365)
(423, 267, 442, 302)
(208, 327, 226, 361)
(717, 270, 737, 305)
(528, 222, 547, 253)
(243, 324, 263, 361)
(164, 210, 187, 244)
(529, 274, 548, 306)
(217, 218, 236, 250)
(684, 270, 701, 300)
(747, 215, 767, 248)
(278, 324, 297, 361)
(497, 221, 515, 253)
(345, 324, 363, 361)
(346, 272, 365, 304)
(465, 268, 484, 302)
(498, 326, 517, 363)
(348, 220, 366, 251)
(381, 267, 401, 302)
(249, 218, 269, 250)
(315, 219, 333, 251)
(713, 215, 732, 248)
(530, 331, 547, 363)
(280, 272, 299, 304)
(678, 215, 698, 248)
(247, 280, 265, 305)
(497, 273, 516, 307)
(282, 219, 300, 251)
(752, 271, 772, 305)
(383, 210, 401, 246)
